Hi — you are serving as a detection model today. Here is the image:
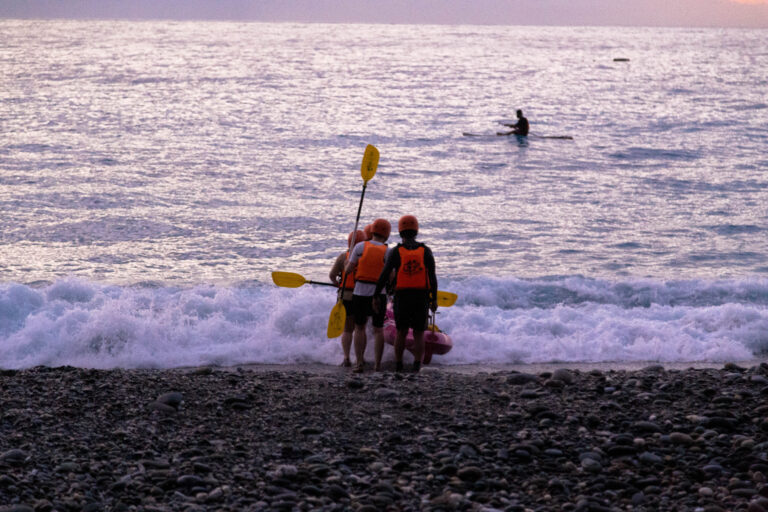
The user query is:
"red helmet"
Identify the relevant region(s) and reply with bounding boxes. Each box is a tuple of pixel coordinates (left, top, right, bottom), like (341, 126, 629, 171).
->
(398, 215, 419, 233)
(347, 230, 366, 247)
(363, 224, 374, 240)
(371, 218, 391, 240)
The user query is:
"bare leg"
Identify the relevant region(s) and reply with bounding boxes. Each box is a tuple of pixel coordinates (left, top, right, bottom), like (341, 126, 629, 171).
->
(412, 330, 425, 372)
(340, 309, 355, 367)
(394, 329, 407, 371)
(373, 327, 384, 371)
(353, 324, 367, 372)
(341, 329, 352, 367)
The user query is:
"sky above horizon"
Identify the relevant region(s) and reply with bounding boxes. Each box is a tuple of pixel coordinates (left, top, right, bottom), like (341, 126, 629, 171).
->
(1, 0, 768, 28)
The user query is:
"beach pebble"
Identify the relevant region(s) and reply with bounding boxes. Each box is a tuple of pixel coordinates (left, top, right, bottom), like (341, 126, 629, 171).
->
(457, 466, 484, 482)
(551, 368, 575, 384)
(157, 391, 184, 408)
(505, 373, 539, 385)
(346, 378, 364, 389)
(639, 452, 662, 465)
(670, 432, 694, 445)
(632, 421, 662, 433)
(373, 387, 399, 399)
(581, 458, 602, 473)
(0, 449, 28, 466)
(148, 401, 176, 414)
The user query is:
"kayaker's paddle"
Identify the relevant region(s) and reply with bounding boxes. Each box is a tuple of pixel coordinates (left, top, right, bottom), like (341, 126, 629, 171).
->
(327, 144, 380, 338)
(271, 271, 336, 288)
(436, 291, 457, 307)
(273, 271, 458, 307)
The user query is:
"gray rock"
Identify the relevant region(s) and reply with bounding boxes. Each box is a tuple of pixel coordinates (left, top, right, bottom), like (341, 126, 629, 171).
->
(55, 462, 80, 473)
(157, 391, 183, 408)
(1, 506, 34, 512)
(702, 464, 724, 475)
(551, 368, 575, 384)
(148, 401, 176, 414)
(632, 421, 662, 433)
(0, 449, 27, 466)
(669, 432, 694, 445)
(638, 452, 662, 465)
(581, 458, 602, 473)
(457, 466, 484, 482)
(506, 373, 539, 385)
(373, 387, 399, 399)
(326, 484, 349, 500)
(346, 379, 364, 389)
(177, 475, 206, 488)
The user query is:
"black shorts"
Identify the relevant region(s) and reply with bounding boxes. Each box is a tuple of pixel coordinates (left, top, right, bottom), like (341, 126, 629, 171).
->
(352, 294, 386, 328)
(393, 290, 429, 332)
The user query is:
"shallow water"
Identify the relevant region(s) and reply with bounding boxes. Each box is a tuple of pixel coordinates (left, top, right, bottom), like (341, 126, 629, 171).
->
(1, 21, 767, 368)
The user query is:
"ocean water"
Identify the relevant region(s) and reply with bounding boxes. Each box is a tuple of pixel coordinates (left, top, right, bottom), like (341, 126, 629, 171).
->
(1, 20, 767, 368)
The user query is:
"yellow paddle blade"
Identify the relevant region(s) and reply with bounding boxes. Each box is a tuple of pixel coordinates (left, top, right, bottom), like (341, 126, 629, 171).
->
(436, 291, 458, 307)
(271, 271, 308, 288)
(327, 301, 346, 338)
(360, 144, 379, 184)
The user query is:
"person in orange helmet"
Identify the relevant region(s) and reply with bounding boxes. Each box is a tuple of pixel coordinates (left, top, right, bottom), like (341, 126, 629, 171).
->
(329, 229, 366, 367)
(373, 215, 437, 372)
(363, 223, 374, 241)
(344, 218, 392, 373)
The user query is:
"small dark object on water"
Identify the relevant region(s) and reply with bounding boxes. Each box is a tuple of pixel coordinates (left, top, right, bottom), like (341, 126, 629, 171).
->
(613, 57, 630, 62)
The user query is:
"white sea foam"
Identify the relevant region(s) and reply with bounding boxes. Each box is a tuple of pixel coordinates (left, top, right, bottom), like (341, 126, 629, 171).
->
(1, 277, 765, 369)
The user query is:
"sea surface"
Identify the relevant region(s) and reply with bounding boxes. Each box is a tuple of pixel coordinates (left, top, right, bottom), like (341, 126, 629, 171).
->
(1, 20, 767, 368)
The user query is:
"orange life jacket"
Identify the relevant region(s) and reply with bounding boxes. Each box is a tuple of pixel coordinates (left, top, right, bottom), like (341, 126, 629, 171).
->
(341, 251, 355, 289)
(395, 245, 429, 290)
(354, 242, 387, 283)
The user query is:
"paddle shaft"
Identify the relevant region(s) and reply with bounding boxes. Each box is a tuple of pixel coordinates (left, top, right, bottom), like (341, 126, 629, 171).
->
(337, 181, 369, 293)
(310, 280, 337, 288)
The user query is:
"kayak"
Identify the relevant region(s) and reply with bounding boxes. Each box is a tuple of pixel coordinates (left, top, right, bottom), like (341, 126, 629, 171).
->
(382, 307, 452, 364)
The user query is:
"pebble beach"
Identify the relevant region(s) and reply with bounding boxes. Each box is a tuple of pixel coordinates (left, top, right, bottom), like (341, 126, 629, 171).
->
(2, 363, 768, 511)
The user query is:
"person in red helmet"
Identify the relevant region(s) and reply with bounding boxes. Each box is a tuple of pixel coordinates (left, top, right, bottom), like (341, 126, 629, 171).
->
(363, 223, 374, 241)
(373, 214, 438, 372)
(344, 218, 392, 373)
(329, 229, 366, 367)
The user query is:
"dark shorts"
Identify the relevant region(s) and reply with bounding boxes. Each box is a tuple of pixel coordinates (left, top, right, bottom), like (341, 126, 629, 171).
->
(352, 294, 386, 328)
(393, 290, 429, 332)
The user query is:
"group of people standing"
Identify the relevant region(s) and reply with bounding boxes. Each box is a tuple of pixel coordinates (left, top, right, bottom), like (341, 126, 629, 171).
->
(329, 215, 438, 373)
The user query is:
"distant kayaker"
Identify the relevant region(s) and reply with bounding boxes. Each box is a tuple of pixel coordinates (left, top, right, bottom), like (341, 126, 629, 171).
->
(501, 109, 529, 136)
(374, 215, 438, 373)
(329, 229, 366, 367)
(344, 218, 392, 373)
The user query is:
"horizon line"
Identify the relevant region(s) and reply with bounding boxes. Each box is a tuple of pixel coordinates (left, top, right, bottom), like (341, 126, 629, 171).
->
(2, 16, 767, 30)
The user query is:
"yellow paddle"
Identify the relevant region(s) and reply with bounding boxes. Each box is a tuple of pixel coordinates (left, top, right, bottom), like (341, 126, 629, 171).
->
(436, 291, 457, 307)
(327, 144, 380, 338)
(271, 271, 336, 289)
(273, 270, 458, 308)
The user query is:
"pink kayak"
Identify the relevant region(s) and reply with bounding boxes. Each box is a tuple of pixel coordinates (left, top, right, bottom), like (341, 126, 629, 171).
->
(383, 307, 452, 364)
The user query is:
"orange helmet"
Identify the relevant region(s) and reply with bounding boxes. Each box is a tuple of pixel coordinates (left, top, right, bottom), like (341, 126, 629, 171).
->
(371, 218, 391, 240)
(363, 224, 374, 240)
(398, 215, 419, 234)
(347, 230, 366, 248)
